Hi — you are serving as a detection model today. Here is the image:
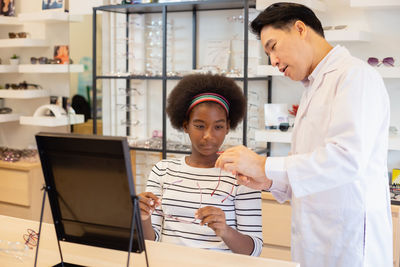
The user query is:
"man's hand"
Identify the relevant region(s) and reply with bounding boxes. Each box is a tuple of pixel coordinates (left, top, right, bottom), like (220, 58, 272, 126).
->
(215, 145, 272, 190)
(236, 173, 273, 190)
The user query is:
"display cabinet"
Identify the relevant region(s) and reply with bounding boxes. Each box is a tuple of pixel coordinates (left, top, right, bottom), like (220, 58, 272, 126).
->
(92, 0, 271, 159)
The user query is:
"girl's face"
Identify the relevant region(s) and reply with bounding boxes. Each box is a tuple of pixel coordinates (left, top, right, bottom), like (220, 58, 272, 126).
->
(183, 102, 229, 157)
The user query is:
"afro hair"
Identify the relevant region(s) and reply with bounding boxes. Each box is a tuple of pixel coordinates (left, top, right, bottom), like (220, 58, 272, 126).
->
(166, 74, 246, 130)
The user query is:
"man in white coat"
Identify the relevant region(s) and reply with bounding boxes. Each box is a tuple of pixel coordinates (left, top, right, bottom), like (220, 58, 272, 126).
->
(216, 3, 392, 267)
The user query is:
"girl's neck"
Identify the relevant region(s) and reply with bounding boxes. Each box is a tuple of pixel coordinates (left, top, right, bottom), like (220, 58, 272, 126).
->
(186, 154, 218, 168)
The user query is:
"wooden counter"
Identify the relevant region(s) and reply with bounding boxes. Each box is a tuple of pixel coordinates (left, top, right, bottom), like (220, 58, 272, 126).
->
(0, 215, 299, 267)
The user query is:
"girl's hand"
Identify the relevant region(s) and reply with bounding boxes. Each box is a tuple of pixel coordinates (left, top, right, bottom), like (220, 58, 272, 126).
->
(138, 192, 161, 221)
(195, 206, 228, 237)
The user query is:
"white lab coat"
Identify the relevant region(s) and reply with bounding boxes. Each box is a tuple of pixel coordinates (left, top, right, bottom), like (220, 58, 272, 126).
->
(267, 45, 393, 267)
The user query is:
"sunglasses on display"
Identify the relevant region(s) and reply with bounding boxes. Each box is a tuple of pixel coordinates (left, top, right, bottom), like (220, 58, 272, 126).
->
(4, 81, 42, 90)
(367, 57, 395, 67)
(279, 122, 290, 132)
(0, 107, 12, 114)
(322, 25, 347, 31)
(8, 32, 29, 38)
(30, 57, 61, 65)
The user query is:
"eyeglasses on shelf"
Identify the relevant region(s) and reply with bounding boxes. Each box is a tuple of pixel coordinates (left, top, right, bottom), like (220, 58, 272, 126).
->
(322, 25, 347, 31)
(0, 107, 12, 114)
(4, 81, 42, 90)
(30, 57, 61, 65)
(367, 57, 395, 67)
(8, 32, 29, 38)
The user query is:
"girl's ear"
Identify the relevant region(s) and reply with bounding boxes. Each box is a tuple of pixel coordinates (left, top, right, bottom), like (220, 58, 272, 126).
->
(183, 120, 189, 133)
(226, 120, 230, 134)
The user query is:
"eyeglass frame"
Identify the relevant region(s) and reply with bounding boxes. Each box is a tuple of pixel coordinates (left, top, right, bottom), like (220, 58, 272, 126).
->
(23, 228, 38, 249)
(367, 57, 395, 67)
(8, 32, 29, 38)
(154, 179, 203, 224)
(5, 81, 42, 90)
(211, 168, 236, 203)
(30, 57, 61, 65)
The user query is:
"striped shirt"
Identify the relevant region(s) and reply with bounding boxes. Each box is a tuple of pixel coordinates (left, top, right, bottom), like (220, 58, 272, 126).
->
(146, 157, 263, 256)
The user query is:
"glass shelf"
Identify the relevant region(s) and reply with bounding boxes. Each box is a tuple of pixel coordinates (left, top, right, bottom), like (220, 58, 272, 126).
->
(95, 0, 256, 14)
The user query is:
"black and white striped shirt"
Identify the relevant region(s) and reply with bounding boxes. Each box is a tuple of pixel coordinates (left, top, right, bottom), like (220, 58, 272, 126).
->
(146, 157, 263, 256)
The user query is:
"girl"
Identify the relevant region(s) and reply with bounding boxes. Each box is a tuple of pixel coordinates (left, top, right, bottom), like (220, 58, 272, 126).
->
(138, 74, 263, 256)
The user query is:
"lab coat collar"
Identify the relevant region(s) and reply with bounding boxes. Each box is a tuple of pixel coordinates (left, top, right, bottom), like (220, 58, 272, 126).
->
(297, 45, 349, 121)
(302, 45, 344, 88)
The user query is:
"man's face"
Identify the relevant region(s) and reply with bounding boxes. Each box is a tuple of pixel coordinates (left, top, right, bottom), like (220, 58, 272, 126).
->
(260, 23, 311, 81)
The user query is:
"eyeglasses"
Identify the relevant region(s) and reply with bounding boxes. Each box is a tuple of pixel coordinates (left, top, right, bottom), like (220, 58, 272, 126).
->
(211, 169, 236, 203)
(322, 25, 347, 31)
(5, 81, 42, 90)
(0, 147, 38, 162)
(30, 57, 61, 64)
(367, 57, 395, 67)
(0, 239, 29, 262)
(154, 179, 202, 224)
(23, 229, 38, 249)
(8, 32, 29, 38)
(0, 107, 12, 114)
(0, 148, 21, 162)
(279, 122, 290, 132)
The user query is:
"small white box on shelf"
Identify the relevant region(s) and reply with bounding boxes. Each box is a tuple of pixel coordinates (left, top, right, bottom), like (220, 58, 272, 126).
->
(350, 0, 400, 8)
(0, 65, 18, 73)
(256, 0, 327, 12)
(0, 113, 20, 123)
(0, 89, 50, 99)
(18, 64, 84, 73)
(377, 68, 400, 79)
(325, 30, 371, 43)
(0, 39, 49, 48)
(254, 129, 292, 143)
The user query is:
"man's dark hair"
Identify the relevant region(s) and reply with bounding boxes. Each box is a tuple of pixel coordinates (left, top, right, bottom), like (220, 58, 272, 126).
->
(166, 74, 246, 130)
(250, 2, 324, 38)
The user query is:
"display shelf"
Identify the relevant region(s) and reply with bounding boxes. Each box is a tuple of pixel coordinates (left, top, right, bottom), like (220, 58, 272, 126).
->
(18, 64, 84, 73)
(0, 113, 20, 123)
(19, 114, 84, 127)
(350, 0, 400, 8)
(256, 0, 327, 12)
(0, 89, 49, 99)
(389, 135, 400, 151)
(257, 65, 283, 77)
(325, 30, 371, 42)
(96, 0, 256, 14)
(0, 39, 49, 48)
(0, 16, 22, 25)
(377, 67, 400, 79)
(18, 12, 83, 23)
(0, 65, 18, 73)
(255, 130, 400, 151)
(255, 129, 292, 143)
